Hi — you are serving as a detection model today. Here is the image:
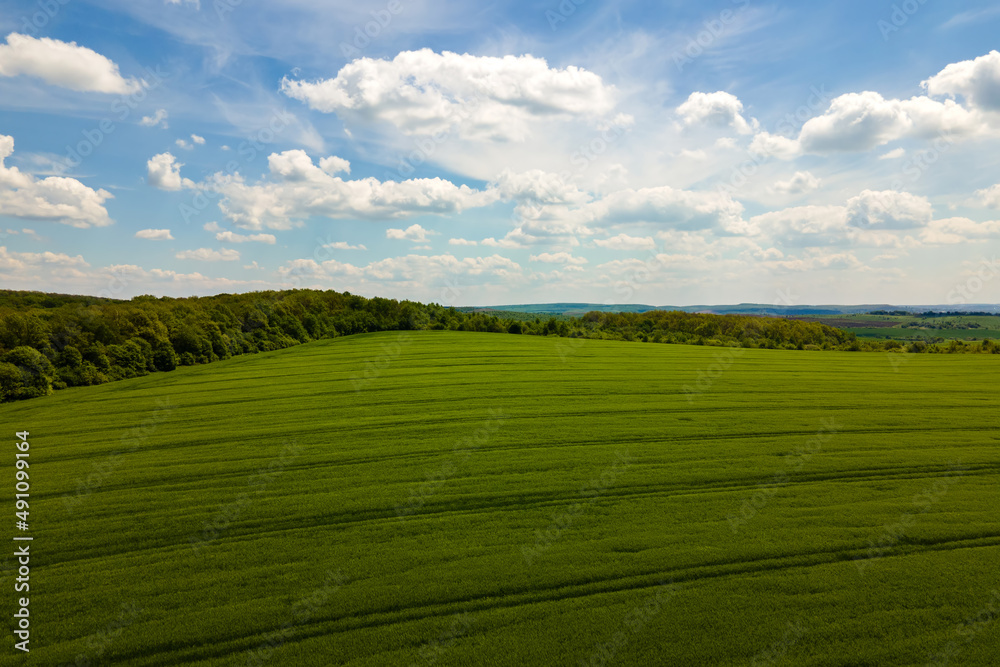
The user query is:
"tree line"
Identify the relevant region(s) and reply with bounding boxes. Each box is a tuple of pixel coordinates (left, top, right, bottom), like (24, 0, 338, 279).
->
(0, 289, 995, 403)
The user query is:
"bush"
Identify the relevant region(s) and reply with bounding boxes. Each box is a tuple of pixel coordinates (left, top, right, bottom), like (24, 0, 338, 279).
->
(0, 347, 53, 400)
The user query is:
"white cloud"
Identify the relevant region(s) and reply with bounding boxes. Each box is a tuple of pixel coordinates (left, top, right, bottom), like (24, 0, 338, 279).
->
(191, 150, 496, 230)
(492, 169, 590, 205)
(448, 238, 478, 246)
(845, 190, 933, 230)
(923, 50, 1000, 113)
(191, 134, 206, 145)
(880, 148, 906, 160)
(386, 223, 432, 243)
(280, 253, 522, 285)
(281, 49, 618, 142)
(140, 109, 169, 129)
(530, 252, 588, 265)
(593, 233, 655, 250)
(773, 171, 821, 195)
(203, 221, 275, 244)
(677, 91, 755, 134)
(580, 186, 747, 233)
(920, 217, 1000, 244)
(0, 134, 113, 228)
(0, 33, 142, 94)
(977, 184, 1000, 208)
(0, 245, 89, 271)
(146, 152, 194, 191)
(175, 248, 241, 261)
(796, 91, 982, 153)
(323, 241, 367, 250)
(175, 138, 191, 150)
(135, 228, 174, 240)
(749, 131, 802, 160)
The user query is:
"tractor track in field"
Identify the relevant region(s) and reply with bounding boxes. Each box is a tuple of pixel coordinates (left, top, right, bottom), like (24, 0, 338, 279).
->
(113, 532, 1000, 666)
(41, 461, 1000, 568)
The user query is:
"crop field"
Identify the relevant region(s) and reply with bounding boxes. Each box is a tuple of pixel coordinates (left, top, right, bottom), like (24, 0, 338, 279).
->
(795, 314, 1000, 343)
(2, 331, 999, 665)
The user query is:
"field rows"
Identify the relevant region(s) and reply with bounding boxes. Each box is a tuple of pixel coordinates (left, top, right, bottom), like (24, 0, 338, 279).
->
(2, 332, 999, 665)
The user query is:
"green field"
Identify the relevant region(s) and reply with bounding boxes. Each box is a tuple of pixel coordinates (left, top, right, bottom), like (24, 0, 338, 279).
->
(797, 313, 1000, 343)
(3, 332, 999, 665)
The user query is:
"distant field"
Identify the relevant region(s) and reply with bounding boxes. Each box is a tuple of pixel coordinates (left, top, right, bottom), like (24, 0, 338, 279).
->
(793, 313, 1000, 342)
(3, 332, 999, 665)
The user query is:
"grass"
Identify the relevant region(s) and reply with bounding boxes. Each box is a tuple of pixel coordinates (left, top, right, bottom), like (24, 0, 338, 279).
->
(2, 331, 999, 665)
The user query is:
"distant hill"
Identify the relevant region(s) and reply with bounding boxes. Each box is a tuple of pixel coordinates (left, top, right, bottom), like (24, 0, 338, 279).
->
(476, 303, 1000, 316)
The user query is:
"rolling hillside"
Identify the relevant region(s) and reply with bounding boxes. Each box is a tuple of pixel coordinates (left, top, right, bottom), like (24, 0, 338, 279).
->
(2, 332, 999, 665)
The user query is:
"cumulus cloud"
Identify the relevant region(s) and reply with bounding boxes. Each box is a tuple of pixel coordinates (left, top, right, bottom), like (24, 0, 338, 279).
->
(0, 245, 89, 271)
(845, 190, 933, 230)
(139, 109, 169, 129)
(749, 132, 801, 160)
(773, 171, 821, 195)
(0, 134, 113, 228)
(135, 228, 173, 240)
(582, 186, 747, 233)
(147, 152, 193, 191)
(0, 33, 142, 94)
(492, 169, 590, 205)
(386, 224, 432, 243)
(978, 184, 1000, 208)
(923, 50, 1000, 112)
(920, 217, 1000, 244)
(190, 150, 497, 230)
(448, 238, 478, 246)
(593, 233, 655, 250)
(278, 253, 522, 286)
(677, 91, 755, 134)
(323, 241, 366, 250)
(801, 92, 981, 152)
(191, 134, 206, 145)
(203, 222, 275, 244)
(175, 248, 240, 261)
(529, 252, 588, 265)
(281, 49, 618, 142)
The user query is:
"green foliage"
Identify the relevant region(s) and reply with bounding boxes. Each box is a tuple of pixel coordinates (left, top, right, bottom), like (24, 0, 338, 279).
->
(0, 289, 990, 403)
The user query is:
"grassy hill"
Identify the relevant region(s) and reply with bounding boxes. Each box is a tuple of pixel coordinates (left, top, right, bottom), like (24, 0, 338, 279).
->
(3, 332, 999, 665)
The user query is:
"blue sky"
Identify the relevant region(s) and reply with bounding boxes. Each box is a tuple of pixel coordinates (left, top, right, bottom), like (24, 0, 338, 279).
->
(1, 0, 1000, 307)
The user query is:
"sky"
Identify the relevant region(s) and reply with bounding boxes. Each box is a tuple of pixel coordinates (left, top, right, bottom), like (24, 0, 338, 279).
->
(1, 0, 999, 307)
